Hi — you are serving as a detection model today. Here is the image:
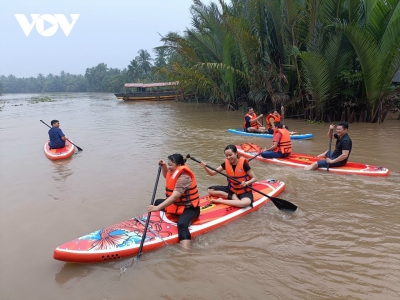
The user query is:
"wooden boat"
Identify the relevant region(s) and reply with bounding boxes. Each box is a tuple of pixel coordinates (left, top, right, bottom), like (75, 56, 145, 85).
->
(115, 82, 180, 101)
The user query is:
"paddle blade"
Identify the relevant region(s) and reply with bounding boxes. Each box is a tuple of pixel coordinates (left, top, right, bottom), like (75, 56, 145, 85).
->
(269, 196, 297, 213)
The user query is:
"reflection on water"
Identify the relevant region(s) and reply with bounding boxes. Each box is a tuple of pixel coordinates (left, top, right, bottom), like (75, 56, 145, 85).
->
(0, 93, 399, 300)
(55, 263, 95, 286)
(51, 157, 75, 182)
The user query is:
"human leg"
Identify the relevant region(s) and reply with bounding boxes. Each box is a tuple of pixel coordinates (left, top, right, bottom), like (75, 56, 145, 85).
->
(261, 151, 285, 159)
(304, 161, 319, 170)
(207, 185, 230, 198)
(211, 192, 253, 208)
(177, 206, 200, 248)
(305, 157, 346, 170)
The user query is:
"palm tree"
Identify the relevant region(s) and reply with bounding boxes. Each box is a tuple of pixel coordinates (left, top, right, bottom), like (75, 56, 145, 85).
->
(135, 49, 153, 76)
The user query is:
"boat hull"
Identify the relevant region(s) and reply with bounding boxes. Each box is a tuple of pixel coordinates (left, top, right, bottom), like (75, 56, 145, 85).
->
(115, 92, 178, 101)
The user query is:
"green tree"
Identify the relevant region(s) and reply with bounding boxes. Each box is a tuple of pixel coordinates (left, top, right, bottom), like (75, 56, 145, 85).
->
(135, 49, 153, 76)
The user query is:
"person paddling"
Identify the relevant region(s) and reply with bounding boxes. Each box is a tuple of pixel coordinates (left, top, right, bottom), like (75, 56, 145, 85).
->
(305, 122, 352, 170)
(199, 145, 257, 208)
(48, 120, 68, 149)
(147, 154, 200, 249)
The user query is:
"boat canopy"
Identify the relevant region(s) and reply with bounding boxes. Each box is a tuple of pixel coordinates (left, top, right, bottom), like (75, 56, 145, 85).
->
(124, 81, 179, 88)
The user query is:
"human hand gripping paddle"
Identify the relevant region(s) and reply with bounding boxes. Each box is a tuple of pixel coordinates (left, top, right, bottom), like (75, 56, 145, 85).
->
(136, 164, 162, 260)
(40, 120, 83, 151)
(327, 128, 333, 172)
(186, 154, 297, 213)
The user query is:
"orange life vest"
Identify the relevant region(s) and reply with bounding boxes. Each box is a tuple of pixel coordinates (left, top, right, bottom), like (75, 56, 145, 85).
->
(273, 128, 292, 155)
(225, 157, 252, 194)
(165, 164, 199, 215)
(266, 114, 275, 129)
(274, 113, 281, 122)
(243, 112, 259, 129)
(240, 142, 262, 153)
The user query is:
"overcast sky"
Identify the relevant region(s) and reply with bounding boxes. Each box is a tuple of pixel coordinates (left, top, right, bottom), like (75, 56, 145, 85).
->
(0, 0, 195, 78)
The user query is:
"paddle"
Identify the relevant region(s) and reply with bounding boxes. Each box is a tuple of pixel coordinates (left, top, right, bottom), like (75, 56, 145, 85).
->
(327, 128, 333, 172)
(40, 120, 83, 151)
(186, 154, 297, 213)
(281, 104, 284, 125)
(248, 152, 262, 161)
(136, 164, 162, 260)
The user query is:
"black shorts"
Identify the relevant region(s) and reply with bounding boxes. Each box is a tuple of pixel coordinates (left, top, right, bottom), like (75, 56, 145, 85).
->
(208, 185, 254, 204)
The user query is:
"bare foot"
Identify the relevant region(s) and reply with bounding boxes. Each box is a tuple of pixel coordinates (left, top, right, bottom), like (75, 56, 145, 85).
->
(209, 197, 223, 204)
(179, 240, 191, 249)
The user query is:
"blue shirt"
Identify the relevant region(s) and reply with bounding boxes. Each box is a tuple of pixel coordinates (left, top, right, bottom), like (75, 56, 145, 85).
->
(48, 127, 65, 148)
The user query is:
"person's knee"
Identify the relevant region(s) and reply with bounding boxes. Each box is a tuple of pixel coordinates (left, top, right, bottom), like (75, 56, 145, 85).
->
(261, 151, 270, 158)
(239, 198, 251, 207)
(208, 189, 217, 195)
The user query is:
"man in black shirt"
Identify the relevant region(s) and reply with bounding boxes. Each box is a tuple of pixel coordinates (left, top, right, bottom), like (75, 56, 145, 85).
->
(305, 122, 352, 170)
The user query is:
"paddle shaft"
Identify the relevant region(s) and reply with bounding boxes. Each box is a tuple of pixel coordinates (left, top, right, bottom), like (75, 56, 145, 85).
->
(187, 155, 297, 212)
(137, 165, 162, 259)
(327, 129, 333, 172)
(248, 152, 262, 161)
(40, 120, 83, 151)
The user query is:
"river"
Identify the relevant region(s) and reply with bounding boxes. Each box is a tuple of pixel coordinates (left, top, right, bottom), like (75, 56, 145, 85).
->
(0, 93, 399, 300)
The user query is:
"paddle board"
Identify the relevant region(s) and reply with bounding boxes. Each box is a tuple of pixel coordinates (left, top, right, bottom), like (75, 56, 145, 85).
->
(44, 140, 75, 160)
(228, 128, 313, 140)
(237, 144, 390, 177)
(53, 179, 286, 263)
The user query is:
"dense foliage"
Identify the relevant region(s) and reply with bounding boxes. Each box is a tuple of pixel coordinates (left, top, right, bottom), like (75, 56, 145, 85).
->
(157, 0, 400, 123)
(0, 49, 168, 94)
(1, 0, 399, 123)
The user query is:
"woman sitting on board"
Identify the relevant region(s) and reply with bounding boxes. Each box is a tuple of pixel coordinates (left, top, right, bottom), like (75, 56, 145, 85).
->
(148, 154, 200, 249)
(200, 145, 257, 208)
(261, 122, 292, 158)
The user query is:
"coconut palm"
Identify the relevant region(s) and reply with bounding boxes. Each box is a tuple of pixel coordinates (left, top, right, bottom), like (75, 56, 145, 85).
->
(135, 49, 153, 76)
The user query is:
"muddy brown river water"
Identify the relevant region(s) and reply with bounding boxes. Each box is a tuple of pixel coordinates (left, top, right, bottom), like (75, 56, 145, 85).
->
(0, 93, 399, 300)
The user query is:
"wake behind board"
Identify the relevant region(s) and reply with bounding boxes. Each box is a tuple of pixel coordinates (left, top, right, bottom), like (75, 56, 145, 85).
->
(228, 128, 313, 140)
(44, 140, 75, 160)
(53, 179, 286, 263)
(237, 144, 389, 177)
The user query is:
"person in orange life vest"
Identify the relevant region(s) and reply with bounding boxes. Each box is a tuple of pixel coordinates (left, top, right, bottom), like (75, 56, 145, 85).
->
(148, 154, 200, 249)
(243, 107, 266, 133)
(265, 110, 277, 134)
(199, 145, 257, 208)
(261, 123, 292, 158)
(305, 122, 352, 170)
